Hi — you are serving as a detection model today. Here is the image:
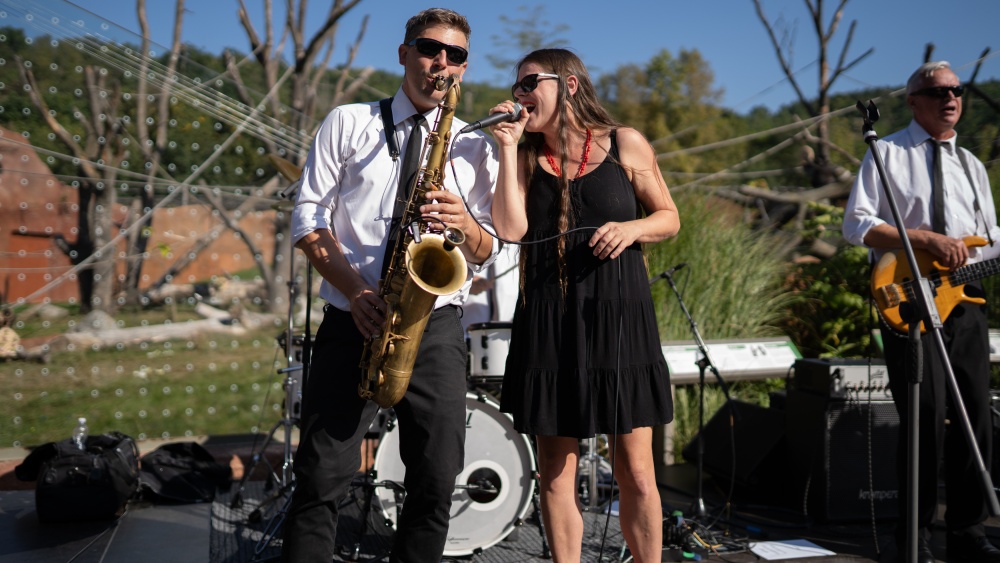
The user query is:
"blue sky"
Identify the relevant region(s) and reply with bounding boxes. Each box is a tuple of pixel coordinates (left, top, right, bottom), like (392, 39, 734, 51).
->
(27, 1, 1000, 113)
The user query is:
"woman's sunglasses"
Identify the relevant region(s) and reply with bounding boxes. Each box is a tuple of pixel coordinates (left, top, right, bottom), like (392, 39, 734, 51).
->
(911, 85, 965, 99)
(406, 37, 468, 65)
(511, 73, 560, 98)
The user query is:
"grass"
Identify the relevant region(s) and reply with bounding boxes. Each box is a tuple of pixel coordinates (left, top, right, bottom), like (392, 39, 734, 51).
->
(2, 303, 296, 448)
(644, 191, 798, 457)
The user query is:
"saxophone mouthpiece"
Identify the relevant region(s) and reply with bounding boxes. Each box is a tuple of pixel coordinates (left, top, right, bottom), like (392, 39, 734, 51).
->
(432, 73, 459, 91)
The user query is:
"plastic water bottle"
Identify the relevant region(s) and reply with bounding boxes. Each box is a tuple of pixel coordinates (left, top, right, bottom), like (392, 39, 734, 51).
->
(72, 417, 88, 451)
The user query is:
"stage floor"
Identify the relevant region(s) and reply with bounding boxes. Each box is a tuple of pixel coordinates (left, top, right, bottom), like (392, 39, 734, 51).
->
(1, 461, 998, 562)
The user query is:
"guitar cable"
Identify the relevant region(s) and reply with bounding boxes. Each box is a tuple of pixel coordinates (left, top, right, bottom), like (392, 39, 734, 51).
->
(862, 256, 883, 560)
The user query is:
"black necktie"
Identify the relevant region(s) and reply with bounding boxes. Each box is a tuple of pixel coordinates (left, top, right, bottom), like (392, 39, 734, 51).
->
(399, 113, 426, 204)
(932, 139, 947, 234)
(382, 113, 425, 279)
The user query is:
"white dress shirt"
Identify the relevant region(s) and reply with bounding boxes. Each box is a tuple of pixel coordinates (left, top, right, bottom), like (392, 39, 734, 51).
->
(843, 119, 1000, 263)
(291, 88, 500, 311)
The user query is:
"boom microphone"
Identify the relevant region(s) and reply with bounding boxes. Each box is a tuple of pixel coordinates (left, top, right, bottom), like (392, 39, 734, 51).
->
(649, 262, 687, 284)
(459, 103, 524, 134)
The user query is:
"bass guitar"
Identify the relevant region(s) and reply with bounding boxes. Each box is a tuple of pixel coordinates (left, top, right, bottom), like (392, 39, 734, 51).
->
(872, 236, 1000, 334)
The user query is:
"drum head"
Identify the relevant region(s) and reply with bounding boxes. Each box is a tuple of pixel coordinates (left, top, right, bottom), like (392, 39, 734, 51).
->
(373, 392, 536, 556)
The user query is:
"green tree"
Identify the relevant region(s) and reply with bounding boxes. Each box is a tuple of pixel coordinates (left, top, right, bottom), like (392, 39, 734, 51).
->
(598, 49, 728, 175)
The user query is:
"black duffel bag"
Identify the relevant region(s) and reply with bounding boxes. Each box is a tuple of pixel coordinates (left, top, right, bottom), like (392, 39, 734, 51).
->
(139, 441, 232, 503)
(15, 431, 140, 522)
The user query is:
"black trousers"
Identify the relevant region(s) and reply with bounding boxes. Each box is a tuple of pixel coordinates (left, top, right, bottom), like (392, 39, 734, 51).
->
(281, 305, 468, 562)
(881, 295, 993, 540)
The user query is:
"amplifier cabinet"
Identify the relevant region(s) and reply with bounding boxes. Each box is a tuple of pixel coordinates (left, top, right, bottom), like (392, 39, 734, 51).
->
(785, 389, 900, 522)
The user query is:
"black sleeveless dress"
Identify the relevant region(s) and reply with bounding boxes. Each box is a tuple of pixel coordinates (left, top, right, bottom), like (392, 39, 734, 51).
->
(499, 130, 673, 438)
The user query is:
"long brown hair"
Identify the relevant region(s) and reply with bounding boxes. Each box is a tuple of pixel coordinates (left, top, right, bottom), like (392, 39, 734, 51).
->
(516, 49, 621, 296)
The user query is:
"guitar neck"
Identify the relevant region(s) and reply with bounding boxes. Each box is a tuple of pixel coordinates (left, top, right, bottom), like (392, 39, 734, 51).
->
(952, 256, 1000, 285)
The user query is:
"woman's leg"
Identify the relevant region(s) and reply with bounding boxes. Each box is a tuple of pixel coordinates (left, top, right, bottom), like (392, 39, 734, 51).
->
(608, 428, 663, 563)
(535, 435, 584, 562)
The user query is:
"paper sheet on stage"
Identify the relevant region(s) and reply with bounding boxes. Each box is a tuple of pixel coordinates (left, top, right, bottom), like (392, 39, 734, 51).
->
(749, 539, 836, 560)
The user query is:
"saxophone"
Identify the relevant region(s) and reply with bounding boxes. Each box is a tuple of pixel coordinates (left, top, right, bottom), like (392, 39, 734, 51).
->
(358, 75, 468, 408)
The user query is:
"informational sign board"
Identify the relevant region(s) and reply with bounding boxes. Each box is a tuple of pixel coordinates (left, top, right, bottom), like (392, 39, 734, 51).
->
(661, 338, 801, 385)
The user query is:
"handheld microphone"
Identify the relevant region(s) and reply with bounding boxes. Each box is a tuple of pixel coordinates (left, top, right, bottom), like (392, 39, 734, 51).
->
(459, 103, 524, 134)
(649, 262, 687, 284)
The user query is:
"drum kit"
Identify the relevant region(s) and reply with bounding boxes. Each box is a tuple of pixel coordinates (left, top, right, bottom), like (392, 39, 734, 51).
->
(242, 314, 613, 558)
(354, 320, 607, 556)
(341, 320, 615, 558)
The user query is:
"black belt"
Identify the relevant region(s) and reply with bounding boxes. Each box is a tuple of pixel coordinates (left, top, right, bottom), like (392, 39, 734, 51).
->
(323, 302, 458, 314)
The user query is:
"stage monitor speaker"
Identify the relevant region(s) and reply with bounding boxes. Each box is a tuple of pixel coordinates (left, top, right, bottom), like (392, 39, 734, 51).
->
(786, 389, 899, 522)
(681, 400, 786, 502)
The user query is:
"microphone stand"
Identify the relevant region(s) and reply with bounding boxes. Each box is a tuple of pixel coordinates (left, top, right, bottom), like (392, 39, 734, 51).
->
(654, 268, 732, 519)
(855, 101, 999, 563)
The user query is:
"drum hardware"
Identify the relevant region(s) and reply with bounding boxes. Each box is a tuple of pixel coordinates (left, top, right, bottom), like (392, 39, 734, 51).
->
(579, 435, 614, 512)
(228, 223, 315, 560)
(229, 352, 301, 520)
(456, 471, 501, 503)
(335, 466, 406, 561)
(245, 337, 304, 559)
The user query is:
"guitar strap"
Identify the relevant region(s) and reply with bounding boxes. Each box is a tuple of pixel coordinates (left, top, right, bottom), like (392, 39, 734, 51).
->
(955, 147, 995, 247)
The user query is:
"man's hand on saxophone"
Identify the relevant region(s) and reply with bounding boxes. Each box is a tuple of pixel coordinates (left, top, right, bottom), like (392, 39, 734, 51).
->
(421, 188, 493, 265)
(420, 189, 467, 231)
(349, 286, 385, 340)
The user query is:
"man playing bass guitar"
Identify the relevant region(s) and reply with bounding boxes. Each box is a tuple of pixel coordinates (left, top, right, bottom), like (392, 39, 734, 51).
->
(843, 61, 1000, 563)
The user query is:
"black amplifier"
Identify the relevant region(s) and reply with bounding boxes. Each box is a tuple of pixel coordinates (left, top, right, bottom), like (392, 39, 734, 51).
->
(793, 358, 891, 401)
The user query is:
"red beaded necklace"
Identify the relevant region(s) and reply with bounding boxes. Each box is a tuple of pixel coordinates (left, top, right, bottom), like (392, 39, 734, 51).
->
(544, 129, 592, 179)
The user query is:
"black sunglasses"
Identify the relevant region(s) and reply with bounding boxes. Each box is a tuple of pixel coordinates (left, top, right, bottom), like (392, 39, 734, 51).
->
(406, 37, 468, 65)
(911, 85, 965, 99)
(511, 73, 560, 97)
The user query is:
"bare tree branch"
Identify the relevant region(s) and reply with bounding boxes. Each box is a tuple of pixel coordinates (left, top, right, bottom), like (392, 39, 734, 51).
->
(299, 0, 364, 71)
(17, 61, 101, 180)
(753, 0, 816, 115)
(968, 47, 992, 84)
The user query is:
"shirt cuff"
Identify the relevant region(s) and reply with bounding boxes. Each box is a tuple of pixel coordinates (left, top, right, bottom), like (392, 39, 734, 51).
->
(466, 233, 500, 274)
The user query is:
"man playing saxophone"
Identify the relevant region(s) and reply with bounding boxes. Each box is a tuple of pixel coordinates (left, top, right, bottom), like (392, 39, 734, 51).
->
(283, 8, 498, 562)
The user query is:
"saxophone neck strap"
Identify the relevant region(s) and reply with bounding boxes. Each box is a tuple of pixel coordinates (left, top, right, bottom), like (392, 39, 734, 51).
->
(379, 97, 399, 161)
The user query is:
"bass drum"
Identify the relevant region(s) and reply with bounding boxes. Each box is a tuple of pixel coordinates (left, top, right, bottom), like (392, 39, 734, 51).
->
(373, 392, 536, 556)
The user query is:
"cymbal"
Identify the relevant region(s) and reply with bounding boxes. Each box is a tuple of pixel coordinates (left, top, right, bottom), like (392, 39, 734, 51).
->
(269, 154, 302, 182)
